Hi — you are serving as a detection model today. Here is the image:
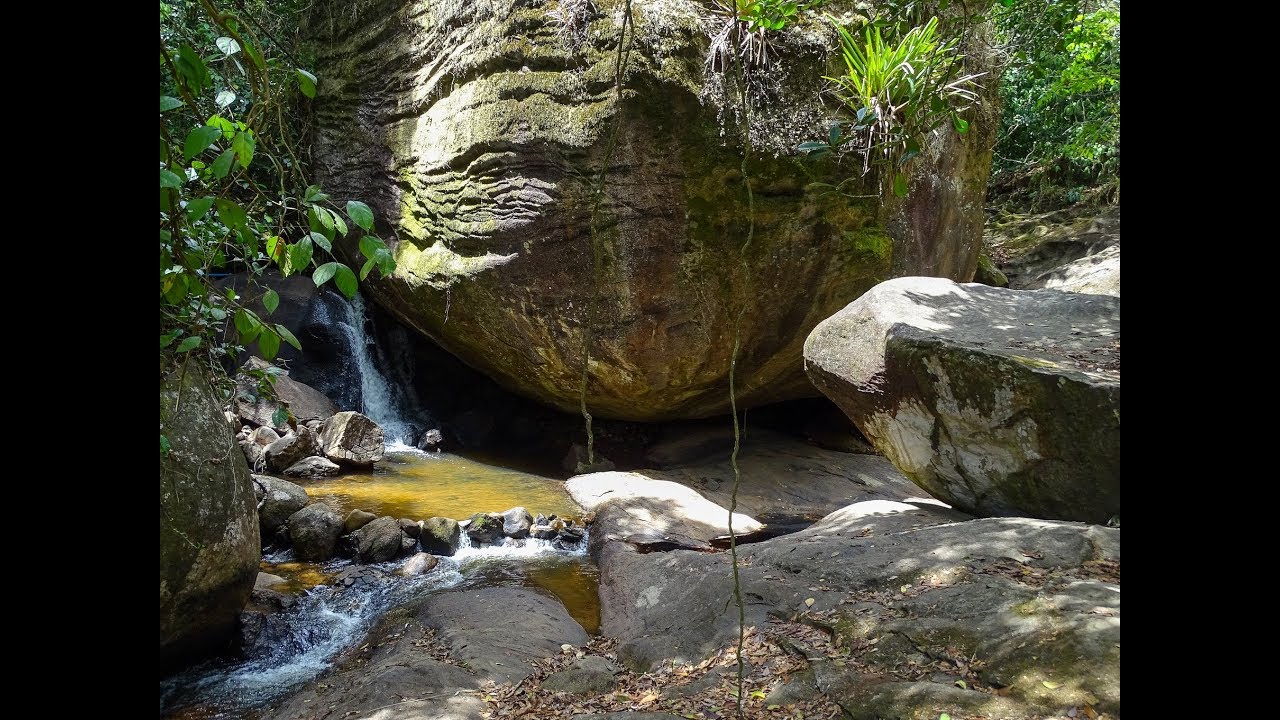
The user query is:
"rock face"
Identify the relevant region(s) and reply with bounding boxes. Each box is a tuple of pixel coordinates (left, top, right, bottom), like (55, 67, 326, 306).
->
(318, 411, 385, 467)
(989, 207, 1120, 297)
(805, 277, 1120, 523)
(287, 503, 344, 561)
(160, 364, 260, 672)
(283, 456, 342, 478)
(593, 502, 1120, 717)
(264, 426, 318, 472)
(309, 0, 998, 421)
(568, 472, 763, 549)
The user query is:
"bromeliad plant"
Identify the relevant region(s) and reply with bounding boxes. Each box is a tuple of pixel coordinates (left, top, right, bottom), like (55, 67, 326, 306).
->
(160, 0, 395, 375)
(799, 15, 983, 196)
(705, 0, 828, 69)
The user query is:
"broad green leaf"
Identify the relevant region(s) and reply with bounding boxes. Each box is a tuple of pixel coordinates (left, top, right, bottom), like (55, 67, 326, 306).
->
(266, 235, 285, 264)
(263, 289, 280, 314)
(160, 96, 183, 112)
(309, 231, 332, 252)
(216, 36, 241, 56)
(1041, 681, 1060, 689)
(162, 274, 187, 304)
(376, 249, 395, 275)
(271, 406, 290, 428)
(360, 256, 376, 281)
(208, 307, 227, 321)
(234, 308, 255, 334)
(184, 125, 221, 160)
(215, 90, 236, 108)
(186, 196, 215, 222)
(750, 690, 767, 700)
(244, 41, 266, 71)
(310, 205, 334, 232)
(797, 141, 829, 152)
(259, 328, 281, 361)
(304, 185, 328, 203)
(288, 237, 314, 273)
(216, 199, 247, 230)
(893, 173, 909, 197)
(212, 148, 235, 179)
(332, 263, 357, 299)
(330, 209, 348, 237)
(160, 168, 183, 189)
(207, 114, 235, 140)
(159, 330, 182, 348)
(296, 68, 318, 98)
(276, 324, 302, 351)
(232, 131, 255, 169)
(829, 122, 842, 145)
(954, 680, 967, 689)
(177, 336, 202, 352)
(940, 715, 951, 720)
(176, 44, 211, 92)
(346, 200, 375, 231)
(313, 262, 339, 286)
(359, 235, 384, 259)
(160, 435, 172, 457)
(952, 116, 970, 133)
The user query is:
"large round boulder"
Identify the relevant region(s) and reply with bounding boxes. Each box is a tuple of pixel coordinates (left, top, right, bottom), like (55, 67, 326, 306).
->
(309, 0, 998, 420)
(160, 364, 261, 671)
(804, 277, 1120, 522)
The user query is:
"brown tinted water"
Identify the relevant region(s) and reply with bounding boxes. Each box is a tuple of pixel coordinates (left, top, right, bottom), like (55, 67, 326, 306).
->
(292, 450, 584, 521)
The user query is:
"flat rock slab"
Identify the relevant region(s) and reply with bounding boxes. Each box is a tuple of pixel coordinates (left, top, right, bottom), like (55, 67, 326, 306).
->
(805, 276, 1120, 522)
(567, 472, 763, 548)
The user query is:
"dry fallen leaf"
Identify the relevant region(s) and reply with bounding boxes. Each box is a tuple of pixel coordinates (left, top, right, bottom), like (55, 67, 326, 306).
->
(804, 598, 815, 608)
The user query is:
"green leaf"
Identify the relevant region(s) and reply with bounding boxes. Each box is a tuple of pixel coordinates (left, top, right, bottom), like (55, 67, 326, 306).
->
(160, 168, 183, 189)
(952, 116, 970, 133)
(212, 148, 235, 179)
(313, 262, 339, 287)
(271, 405, 290, 428)
(176, 44, 211, 93)
(263, 289, 280, 314)
(296, 68, 318, 98)
(177, 336, 202, 352)
(160, 96, 183, 112)
(234, 308, 255, 334)
(160, 435, 172, 457)
(232, 131, 255, 169)
(346, 200, 375, 231)
(1041, 681, 1061, 689)
(266, 235, 285, 265)
(184, 125, 222, 160)
(332, 263, 358, 299)
(288, 237, 314, 274)
(244, 41, 266, 71)
(954, 680, 967, 689)
(893, 173, 909, 197)
(310, 205, 334, 234)
(829, 122, 842, 145)
(360, 256, 376, 281)
(750, 690, 767, 699)
(940, 715, 951, 720)
(186, 196, 215, 222)
(216, 199, 247, 230)
(259, 328, 281, 361)
(309, 231, 332, 252)
(304, 185, 328, 203)
(215, 90, 236, 108)
(207, 114, 235, 140)
(330, 210, 348, 237)
(216, 36, 241, 56)
(276, 324, 302, 351)
(358, 234, 385, 259)
(159, 330, 182, 348)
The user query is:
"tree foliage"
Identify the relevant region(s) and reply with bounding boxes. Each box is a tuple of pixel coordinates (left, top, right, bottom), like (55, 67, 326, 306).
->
(990, 0, 1120, 207)
(159, 0, 395, 379)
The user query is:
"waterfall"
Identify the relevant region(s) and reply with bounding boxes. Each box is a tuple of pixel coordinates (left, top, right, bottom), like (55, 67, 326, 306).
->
(330, 293, 418, 446)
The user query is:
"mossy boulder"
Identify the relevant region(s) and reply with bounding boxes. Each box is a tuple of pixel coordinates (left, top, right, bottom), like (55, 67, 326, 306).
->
(308, 0, 998, 421)
(804, 277, 1120, 522)
(160, 364, 261, 672)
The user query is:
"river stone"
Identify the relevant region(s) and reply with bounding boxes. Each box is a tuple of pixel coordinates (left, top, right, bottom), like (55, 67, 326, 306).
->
(400, 533, 418, 556)
(542, 655, 617, 694)
(567, 472, 762, 548)
(399, 552, 439, 575)
(422, 587, 589, 685)
(343, 509, 377, 533)
(250, 426, 280, 446)
(287, 503, 343, 561)
(398, 518, 421, 538)
(421, 517, 461, 556)
(562, 444, 615, 475)
(252, 474, 310, 535)
(318, 411, 385, 467)
(804, 277, 1120, 522)
(282, 456, 342, 478)
(466, 513, 505, 545)
(354, 516, 405, 563)
(265, 426, 318, 472)
(308, 0, 999, 422)
(160, 363, 260, 672)
(502, 506, 533, 539)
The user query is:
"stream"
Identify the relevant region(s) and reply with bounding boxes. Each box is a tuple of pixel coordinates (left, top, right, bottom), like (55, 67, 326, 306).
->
(159, 293, 599, 718)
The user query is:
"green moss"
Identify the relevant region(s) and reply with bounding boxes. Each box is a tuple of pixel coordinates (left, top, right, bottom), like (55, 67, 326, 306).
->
(844, 227, 892, 263)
